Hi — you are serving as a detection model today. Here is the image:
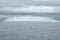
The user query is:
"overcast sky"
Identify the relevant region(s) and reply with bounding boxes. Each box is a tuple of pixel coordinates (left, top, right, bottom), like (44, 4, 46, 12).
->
(0, 0, 60, 7)
(0, 0, 60, 13)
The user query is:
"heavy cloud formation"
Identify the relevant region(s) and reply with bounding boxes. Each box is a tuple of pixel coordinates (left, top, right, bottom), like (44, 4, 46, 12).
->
(0, 0, 60, 7)
(0, 0, 60, 13)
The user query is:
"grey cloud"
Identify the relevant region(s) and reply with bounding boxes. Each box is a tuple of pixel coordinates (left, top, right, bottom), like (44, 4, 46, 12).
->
(0, 0, 60, 7)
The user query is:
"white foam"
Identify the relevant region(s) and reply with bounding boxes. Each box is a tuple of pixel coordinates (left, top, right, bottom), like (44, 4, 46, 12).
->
(4, 16, 59, 22)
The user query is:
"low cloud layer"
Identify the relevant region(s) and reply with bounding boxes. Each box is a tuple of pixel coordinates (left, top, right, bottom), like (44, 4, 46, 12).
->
(0, 0, 60, 7)
(0, 0, 60, 13)
(0, 6, 60, 13)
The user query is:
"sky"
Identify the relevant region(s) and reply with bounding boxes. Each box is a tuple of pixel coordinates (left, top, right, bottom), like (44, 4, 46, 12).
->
(0, 0, 60, 13)
(0, 0, 60, 7)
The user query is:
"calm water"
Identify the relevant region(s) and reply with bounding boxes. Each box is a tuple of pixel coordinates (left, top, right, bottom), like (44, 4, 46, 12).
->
(0, 13, 60, 40)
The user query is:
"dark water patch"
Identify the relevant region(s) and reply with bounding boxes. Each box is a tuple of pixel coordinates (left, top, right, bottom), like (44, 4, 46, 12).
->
(0, 17, 8, 22)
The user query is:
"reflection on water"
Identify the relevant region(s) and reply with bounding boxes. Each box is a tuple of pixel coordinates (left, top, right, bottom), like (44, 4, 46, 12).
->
(0, 14, 60, 22)
(4, 16, 59, 22)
